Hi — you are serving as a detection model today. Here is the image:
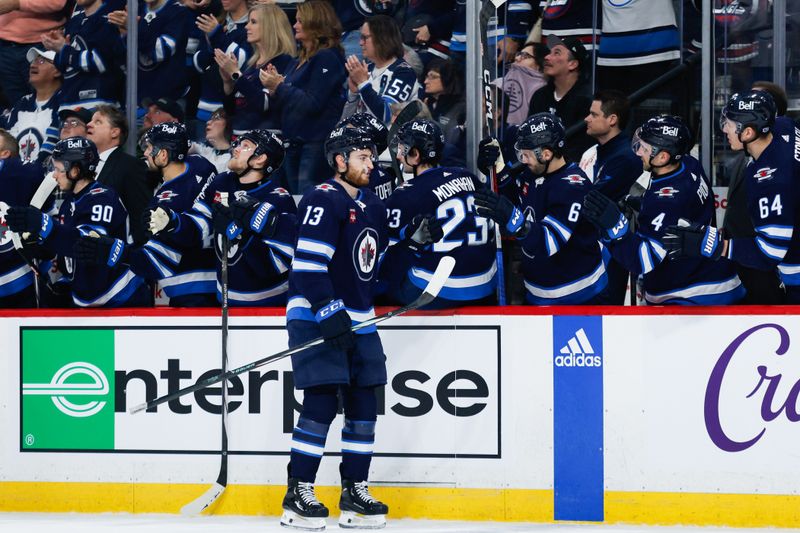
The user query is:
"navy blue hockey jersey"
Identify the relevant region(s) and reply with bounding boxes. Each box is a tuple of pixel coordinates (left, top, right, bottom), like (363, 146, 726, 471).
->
(1, 92, 61, 163)
(169, 171, 297, 305)
(125, 156, 217, 302)
(136, 0, 191, 101)
(383, 167, 497, 302)
(288, 179, 387, 332)
(608, 158, 744, 304)
(0, 158, 46, 298)
(56, 0, 126, 110)
(45, 183, 147, 307)
(507, 163, 608, 304)
(727, 127, 800, 288)
(192, 14, 251, 121)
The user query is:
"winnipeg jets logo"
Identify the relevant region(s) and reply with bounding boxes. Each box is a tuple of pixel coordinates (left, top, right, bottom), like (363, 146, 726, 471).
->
(315, 183, 336, 192)
(562, 174, 585, 185)
(352, 228, 378, 281)
(753, 167, 777, 182)
(655, 186, 679, 198)
(156, 190, 178, 202)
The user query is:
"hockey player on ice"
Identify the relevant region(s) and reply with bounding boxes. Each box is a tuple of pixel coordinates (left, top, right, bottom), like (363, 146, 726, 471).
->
(74, 122, 219, 306)
(281, 124, 439, 530)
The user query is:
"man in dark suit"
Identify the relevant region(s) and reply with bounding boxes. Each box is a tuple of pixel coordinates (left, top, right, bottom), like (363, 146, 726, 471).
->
(87, 105, 152, 244)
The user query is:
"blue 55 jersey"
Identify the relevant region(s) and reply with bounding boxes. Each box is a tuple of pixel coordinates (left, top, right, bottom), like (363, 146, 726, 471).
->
(507, 163, 608, 304)
(608, 157, 744, 305)
(47, 184, 148, 307)
(124, 156, 217, 304)
(288, 180, 388, 331)
(383, 167, 497, 303)
(168, 171, 297, 306)
(727, 127, 800, 292)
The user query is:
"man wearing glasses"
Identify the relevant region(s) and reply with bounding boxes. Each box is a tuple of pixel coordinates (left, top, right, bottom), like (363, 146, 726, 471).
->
(1, 48, 62, 164)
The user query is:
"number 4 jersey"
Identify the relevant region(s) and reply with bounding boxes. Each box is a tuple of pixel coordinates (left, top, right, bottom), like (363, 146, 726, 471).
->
(383, 167, 497, 303)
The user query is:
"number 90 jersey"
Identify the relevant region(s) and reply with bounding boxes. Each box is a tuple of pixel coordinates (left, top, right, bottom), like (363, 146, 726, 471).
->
(287, 180, 388, 329)
(383, 167, 497, 303)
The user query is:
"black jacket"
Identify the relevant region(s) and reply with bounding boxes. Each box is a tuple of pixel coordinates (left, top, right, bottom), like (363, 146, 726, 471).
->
(95, 147, 152, 245)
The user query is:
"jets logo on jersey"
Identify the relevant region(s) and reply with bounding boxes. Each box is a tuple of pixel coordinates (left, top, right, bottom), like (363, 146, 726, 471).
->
(353, 228, 378, 281)
(655, 186, 679, 198)
(753, 167, 777, 182)
(17, 128, 42, 162)
(88, 187, 106, 195)
(273, 187, 290, 196)
(315, 183, 337, 192)
(562, 175, 586, 185)
(156, 190, 178, 202)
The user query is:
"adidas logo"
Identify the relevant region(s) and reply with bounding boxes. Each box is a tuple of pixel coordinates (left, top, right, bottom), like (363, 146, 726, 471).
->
(554, 328, 602, 367)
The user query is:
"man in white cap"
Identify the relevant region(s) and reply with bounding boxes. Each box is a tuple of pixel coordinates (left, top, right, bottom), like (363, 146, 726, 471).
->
(0, 47, 62, 163)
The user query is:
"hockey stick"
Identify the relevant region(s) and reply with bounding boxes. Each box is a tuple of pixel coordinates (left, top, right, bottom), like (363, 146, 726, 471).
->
(387, 99, 424, 185)
(480, 0, 508, 305)
(180, 234, 231, 515)
(130, 255, 456, 414)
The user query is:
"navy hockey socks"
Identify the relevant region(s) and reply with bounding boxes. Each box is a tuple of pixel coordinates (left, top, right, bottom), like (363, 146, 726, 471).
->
(289, 387, 338, 482)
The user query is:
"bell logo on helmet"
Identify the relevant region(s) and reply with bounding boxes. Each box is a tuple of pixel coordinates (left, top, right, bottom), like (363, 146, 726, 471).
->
(661, 126, 679, 137)
(411, 122, 430, 133)
(738, 100, 755, 110)
(329, 127, 344, 138)
(66, 139, 83, 149)
(529, 121, 548, 133)
(162, 124, 178, 135)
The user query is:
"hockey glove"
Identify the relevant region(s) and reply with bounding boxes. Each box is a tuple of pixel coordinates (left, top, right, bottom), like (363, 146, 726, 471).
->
(400, 214, 444, 253)
(230, 195, 279, 238)
(6, 206, 52, 239)
(144, 207, 179, 236)
(473, 188, 526, 236)
(74, 233, 129, 267)
(663, 221, 723, 261)
(211, 202, 243, 240)
(583, 190, 629, 241)
(312, 299, 356, 353)
(477, 137, 505, 176)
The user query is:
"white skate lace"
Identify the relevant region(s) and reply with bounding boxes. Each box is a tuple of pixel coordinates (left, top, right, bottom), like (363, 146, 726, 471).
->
(297, 482, 322, 507)
(354, 481, 377, 504)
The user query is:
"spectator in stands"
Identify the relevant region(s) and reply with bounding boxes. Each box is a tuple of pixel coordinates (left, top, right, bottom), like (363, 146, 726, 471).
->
(215, 3, 296, 136)
(451, 1, 534, 68)
(528, 35, 593, 162)
(87, 105, 152, 245)
(1, 48, 62, 163)
(260, 0, 346, 193)
(596, 0, 680, 96)
(342, 15, 420, 125)
(579, 89, 642, 305)
(0, 0, 67, 108)
(539, 0, 601, 55)
(58, 107, 92, 139)
(493, 41, 548, 126)
(422, 58, 465, 166)
(41, 0, 125, 112)
(192, 0, 251, 126)
(108, 0, 191, 104)
(190, 107, 232, 174)
(0, 129, 46, 308)
(143, 97, 184, 130)
(398, 0, 457, 66)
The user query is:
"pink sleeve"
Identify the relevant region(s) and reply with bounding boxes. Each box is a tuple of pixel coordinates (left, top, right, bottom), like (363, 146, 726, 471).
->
(18, 0, 68, 15)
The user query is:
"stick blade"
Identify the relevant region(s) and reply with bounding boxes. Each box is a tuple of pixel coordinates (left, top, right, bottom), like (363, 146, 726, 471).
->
(180, 482, 226, 515)
(422, 256, 456, 300)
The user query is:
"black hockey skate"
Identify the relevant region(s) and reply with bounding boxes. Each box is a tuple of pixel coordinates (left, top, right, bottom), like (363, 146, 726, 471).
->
(280, 477, 329, 531)
(338, 478, 389, 529)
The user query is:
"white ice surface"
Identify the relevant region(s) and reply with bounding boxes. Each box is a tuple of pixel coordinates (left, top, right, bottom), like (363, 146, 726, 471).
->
(0, 514, 796, 533)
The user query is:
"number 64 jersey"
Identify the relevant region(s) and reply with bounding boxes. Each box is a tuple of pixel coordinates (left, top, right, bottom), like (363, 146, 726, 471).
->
(382, 167, 497, 304)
